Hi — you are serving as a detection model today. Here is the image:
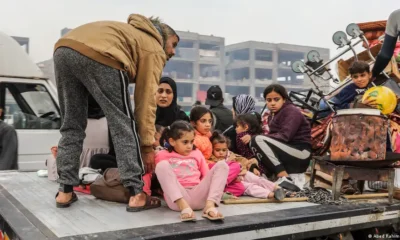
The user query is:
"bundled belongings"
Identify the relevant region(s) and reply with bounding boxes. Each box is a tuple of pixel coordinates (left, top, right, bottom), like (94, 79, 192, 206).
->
(330, 109, 388, 161)
(90, 168, 130, 203)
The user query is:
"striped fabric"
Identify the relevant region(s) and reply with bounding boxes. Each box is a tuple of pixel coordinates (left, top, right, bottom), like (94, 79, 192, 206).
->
(233, 94, 256, 115)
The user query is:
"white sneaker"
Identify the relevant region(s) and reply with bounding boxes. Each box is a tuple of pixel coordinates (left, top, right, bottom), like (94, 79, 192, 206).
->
(37, 169, 48, 177)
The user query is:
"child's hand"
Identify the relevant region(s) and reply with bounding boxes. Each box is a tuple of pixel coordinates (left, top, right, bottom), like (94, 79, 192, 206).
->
(235, 176, 244, 182)
(362, 96, 379, 109)
(241, 135, 252, 144)
(253, 168, 261, 176)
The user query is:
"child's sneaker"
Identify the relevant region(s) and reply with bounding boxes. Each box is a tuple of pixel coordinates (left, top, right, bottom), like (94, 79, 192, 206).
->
(275, 176, 301, 192)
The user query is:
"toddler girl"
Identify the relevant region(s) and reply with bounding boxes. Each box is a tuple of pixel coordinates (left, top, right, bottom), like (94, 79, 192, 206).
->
(209, 132, 284, 200)
(155, 121, 229, 222)
(235, 113, 263, 159)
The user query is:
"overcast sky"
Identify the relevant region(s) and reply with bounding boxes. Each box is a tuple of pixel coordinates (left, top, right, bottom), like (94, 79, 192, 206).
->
(0, 0, 397, 63)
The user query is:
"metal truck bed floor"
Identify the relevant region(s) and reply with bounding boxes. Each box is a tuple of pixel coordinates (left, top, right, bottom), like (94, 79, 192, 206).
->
(0, 171, 400, 240)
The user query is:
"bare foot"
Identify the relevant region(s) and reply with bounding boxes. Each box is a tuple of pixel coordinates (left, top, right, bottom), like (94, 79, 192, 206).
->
(128, 192, 147, 208)
(268, 192, 275, 199)
(56, 192, 73, 203)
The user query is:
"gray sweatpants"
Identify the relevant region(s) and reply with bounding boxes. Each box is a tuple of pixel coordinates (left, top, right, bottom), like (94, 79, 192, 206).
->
(54, 47, 144, 194)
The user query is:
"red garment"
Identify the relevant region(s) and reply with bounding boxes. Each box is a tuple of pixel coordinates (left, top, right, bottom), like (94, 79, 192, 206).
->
(236, 131, 255, 159)
(209, 161, 245, 197)
(261, 110, 270, 135)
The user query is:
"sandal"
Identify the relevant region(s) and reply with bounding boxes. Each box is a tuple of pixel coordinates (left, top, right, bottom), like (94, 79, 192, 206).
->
(202, 207, 224, 221)
(126, 194, 161, 212)
(180, 207, 196, 222)
(55, 192, 78, 208)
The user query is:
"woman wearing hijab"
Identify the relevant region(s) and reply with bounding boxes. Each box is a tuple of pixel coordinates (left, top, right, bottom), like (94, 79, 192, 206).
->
(155, 77, 189, 127)
(223, 94, 256, 153)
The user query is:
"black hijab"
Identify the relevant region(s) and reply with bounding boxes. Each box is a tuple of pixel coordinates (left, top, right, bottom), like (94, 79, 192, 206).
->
(155, 77, 182, 127)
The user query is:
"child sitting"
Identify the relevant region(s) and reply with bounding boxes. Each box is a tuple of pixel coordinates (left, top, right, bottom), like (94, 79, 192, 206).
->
(334, 61, 377, 110)
(153, 124, 165, 153)
(190, 106, 213, 159)
(250, 84, 312, 192)
(155, 121, 229, 222)
(235, 113, 263, 159)
(209, 132, 285, 200)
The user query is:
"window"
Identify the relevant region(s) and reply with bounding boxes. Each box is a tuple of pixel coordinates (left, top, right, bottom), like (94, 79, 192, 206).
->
(2, 83, 61, 129)
(255, 49, 273, 62)
(226, 68, 250, 82)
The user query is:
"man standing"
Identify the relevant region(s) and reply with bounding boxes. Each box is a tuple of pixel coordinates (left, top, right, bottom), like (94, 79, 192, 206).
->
(205, 85, 233, 132)
(0, 108, 18, 170)
(372, 9, 400, 78)
(53, 14, 179, 211)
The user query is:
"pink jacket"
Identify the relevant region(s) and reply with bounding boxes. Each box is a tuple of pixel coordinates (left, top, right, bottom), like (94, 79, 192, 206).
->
(155, 149, 209, 188)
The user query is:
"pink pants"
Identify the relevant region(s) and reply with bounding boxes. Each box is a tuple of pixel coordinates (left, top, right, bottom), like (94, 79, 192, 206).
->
(155, 160, 229, 211)
(242, 172, 276, 198)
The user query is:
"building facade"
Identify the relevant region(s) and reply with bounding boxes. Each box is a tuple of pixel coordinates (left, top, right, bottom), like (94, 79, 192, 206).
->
(163, 31, 225, 112)
(12, 36, 29, 54)
(225, 41, 330, 111)
(36, 28, 330, 112)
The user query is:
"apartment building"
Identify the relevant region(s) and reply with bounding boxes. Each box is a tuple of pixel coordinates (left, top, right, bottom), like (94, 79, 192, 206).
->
(162, 31, 225, 112)
(225, 41, 330, 111)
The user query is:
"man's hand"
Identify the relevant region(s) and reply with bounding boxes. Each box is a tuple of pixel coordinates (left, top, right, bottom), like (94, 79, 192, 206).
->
(141, 150, 155, 173)
(241, 134, 252, 145)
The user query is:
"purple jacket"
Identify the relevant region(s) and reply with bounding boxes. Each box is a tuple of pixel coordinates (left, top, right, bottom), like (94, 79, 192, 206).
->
(267, 102, 311, 145)
(236, 131, 254, 159)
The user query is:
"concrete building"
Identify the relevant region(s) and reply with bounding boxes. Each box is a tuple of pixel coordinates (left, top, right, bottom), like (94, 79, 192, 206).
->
(61, 28, 72, 37)
(225, 41, 330, 111)
(12, 36, 29, 54)
(163, 31, 225, 112)
(36, 28, 72, 86)
(37, 27, 330, 113)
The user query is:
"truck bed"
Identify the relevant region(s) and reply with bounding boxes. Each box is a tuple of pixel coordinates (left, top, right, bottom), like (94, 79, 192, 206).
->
(0, 171, 399, 240)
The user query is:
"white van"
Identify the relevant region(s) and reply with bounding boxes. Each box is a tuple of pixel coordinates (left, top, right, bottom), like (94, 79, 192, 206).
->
(0, 32, 61, 170)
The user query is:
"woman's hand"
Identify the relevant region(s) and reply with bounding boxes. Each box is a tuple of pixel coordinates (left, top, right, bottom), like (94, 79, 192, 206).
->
(241, 135, 252, 145)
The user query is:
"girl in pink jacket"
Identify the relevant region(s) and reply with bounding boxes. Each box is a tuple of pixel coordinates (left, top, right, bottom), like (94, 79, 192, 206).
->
(155, 121, 229, 222)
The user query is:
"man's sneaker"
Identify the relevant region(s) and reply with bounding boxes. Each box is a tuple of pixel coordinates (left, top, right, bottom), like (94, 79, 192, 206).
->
(275, 176, 301, 192)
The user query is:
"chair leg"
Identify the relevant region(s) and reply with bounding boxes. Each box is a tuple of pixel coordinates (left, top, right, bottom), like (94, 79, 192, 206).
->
(309, 159, 317, 188)
(332, 166, 345, 201)
(357, 180, 365, 194)
(388, 169, 395, 204)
